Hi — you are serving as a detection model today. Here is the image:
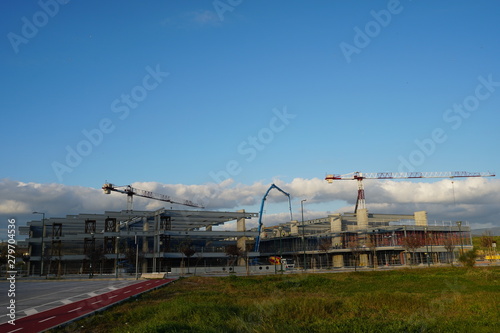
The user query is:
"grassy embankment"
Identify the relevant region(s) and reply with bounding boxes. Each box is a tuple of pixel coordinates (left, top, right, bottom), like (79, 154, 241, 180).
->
(53, 266, 499, 333)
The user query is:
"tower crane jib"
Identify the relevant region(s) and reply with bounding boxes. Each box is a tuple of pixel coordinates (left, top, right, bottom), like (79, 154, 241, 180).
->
(325, 171, 495, 214)
(102, 183, 204, 211)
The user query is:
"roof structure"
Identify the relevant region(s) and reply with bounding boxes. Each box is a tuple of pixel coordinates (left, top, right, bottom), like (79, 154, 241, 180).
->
(21, 209, 259, 236)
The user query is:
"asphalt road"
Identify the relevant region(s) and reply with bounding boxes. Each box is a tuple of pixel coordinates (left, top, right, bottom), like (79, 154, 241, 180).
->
(0, 278, 175, 332)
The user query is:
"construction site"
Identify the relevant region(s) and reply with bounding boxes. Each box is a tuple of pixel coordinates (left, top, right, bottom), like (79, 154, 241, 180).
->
(19, 171, 494, 277)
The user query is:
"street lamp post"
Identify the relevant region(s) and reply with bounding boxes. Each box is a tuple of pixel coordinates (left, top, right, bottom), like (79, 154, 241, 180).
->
(278, 226, 283, 273)
(456, 221, 464, 254)
(32, 212, 45, 277)
(429, 232, 433, 264)
(135, 234, 139, 280)
(115, 236, 120, 278)
(301, 199, 307, 270)
(89, 232, 95, 279)
(424, 227, 430, 267)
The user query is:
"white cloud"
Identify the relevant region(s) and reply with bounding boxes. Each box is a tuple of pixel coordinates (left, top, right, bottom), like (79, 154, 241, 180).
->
(160, 9, 221, 29)
(1, 177, 499, 234)
(188, 10, 220, 26)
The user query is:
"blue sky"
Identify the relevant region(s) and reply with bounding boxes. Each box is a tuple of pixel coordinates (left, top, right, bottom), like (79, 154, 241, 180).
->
(1, 0, 499, 233)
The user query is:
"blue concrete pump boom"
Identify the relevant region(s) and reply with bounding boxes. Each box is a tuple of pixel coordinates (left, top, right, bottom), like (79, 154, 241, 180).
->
(254, 184, 293, 252)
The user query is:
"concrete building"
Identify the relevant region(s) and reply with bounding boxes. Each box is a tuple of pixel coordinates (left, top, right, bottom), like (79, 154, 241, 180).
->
(19, 208, 472, 276)
(258, 210, 473, 269)
(20, 209, 258, 276)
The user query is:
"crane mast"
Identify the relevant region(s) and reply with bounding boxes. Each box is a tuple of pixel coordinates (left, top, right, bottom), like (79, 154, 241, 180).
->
(325, 171, 495, 214)
(102, 183, 204, 210)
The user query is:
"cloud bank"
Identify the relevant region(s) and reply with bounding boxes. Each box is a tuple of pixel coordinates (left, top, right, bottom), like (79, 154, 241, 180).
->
(1, 177, 499, 235)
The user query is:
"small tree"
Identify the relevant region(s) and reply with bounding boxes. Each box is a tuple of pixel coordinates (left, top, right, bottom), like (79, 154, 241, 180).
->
(479, 232, 495, 260)
(122, 241, 145, 275)
(318, 238, 331, 269)
(365, 237, 378, 269)
(348, 239, 361, 271)
(401, 234, 424, 266)
(479, 231, 494, 248)
(225, 244, 242, 269)
(0, 243, 10, 276)
(87, 246, 106, 278)
(41, 246, 53, 278)
(443, 236, 456, 266)
(179, 239, 196, 274)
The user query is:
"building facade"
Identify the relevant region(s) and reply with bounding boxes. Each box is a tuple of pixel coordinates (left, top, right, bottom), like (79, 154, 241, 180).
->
(258, 209, 472, 269)
(19, 208, 472, 276)
(20, 209, 258, 276)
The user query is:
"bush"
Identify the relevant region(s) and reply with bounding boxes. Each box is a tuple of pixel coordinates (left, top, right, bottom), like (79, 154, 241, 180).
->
(458, 248, 478, 268)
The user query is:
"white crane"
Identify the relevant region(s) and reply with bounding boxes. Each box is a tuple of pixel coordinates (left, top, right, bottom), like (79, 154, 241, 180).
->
(102, 183, 204, 211)
(325, 171, 495, 213)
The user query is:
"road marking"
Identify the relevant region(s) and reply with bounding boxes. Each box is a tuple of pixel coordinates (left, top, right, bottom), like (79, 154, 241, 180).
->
(124, 290, 131, 294)
(88, 292, 98, 297)
(61, 299, 73, 304)
(109, 295, 118, 299)
(39, 316, 56, 323)
(24, 308, 38, 316)
(91, 300, 102, 305)
(7, 327, 23, 333)
(68, 307, 82, 313)
(136, 287, 142, 290)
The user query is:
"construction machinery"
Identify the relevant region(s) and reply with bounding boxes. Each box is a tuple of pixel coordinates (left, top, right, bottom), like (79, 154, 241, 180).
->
(254, 184, 293, 252)
(325, 171, 495, 213)
(102, 183, 204, 210)
(268, 256, 295, 269)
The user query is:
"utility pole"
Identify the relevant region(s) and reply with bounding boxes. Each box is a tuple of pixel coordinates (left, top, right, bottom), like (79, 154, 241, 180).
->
(456, 221, 464, 253)
(424, 227, 430, 267)
(279, 226, 283, 273)
(135, 234, 139, 280)
(301, 199, 307, 271)
(115, 236, 120, 278)
(33, 212, 45, 277)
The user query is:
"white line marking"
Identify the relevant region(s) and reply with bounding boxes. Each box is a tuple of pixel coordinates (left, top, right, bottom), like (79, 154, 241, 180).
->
(7, 327, 23, 333)
(124, 290, 131, 294)
(136, 287, 142, 290)
(24, 308, 38, 316)
(68, 307, 82, 313)
(39, 316, 56, 323)
(109, 295, 118, 299)
(91, 300, 102, 305)
(61, 299, 73, 304)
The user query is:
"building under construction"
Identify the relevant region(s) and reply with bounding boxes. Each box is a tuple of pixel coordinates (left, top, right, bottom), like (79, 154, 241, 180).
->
(19, 207, 472, 276)
(258, 208, 472, 269)
(18, 176, 480, 276)
(20, 209, 259, 276)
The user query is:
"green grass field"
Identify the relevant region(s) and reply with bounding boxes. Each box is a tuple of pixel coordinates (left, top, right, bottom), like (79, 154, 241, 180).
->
(53, 266, 499, 333)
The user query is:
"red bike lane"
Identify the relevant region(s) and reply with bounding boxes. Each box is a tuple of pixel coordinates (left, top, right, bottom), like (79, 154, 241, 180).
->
(1, 278, 176, 333)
